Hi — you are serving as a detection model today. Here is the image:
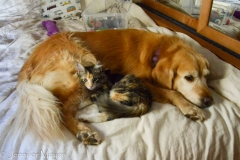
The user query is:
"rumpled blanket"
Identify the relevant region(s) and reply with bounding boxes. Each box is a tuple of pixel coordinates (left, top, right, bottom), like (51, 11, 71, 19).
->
(0, 0, 239, 159)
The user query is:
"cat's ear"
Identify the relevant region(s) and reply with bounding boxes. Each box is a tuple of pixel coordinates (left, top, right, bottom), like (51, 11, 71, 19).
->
(76, 63, 85, 74)
(94, 61, 103, 70)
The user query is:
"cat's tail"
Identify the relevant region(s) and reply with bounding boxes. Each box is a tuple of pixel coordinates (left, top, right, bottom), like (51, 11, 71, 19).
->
(95, 94, 151, 118)
(11, 80, 63, 142)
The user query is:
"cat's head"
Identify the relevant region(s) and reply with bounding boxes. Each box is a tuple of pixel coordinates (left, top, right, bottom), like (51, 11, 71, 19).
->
(77, 61, 104, 90)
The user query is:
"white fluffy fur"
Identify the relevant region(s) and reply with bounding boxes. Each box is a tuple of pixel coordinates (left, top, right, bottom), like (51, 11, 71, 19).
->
(10, 80, 63, 141)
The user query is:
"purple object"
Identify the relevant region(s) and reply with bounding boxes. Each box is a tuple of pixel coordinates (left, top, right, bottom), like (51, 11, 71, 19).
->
(42, 20, 59, 36)
(152, 48, 161, 66)
(233, 10, 240, 19)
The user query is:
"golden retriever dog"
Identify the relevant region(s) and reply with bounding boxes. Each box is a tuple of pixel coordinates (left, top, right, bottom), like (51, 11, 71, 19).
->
(72, 29, 213, 118)
(15, 29, 213, 145)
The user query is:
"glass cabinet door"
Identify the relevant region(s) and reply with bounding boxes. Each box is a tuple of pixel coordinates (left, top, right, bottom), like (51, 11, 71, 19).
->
(155, 0, 203, 18)
(208, 0, 240, 41)
(140, 0, 240, 68)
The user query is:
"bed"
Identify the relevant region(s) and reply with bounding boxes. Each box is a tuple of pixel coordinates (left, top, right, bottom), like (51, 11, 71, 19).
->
(0, 0, 240, 159)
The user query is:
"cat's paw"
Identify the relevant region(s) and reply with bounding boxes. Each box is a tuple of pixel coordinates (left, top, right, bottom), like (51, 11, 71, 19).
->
(77, 131, 102, 145)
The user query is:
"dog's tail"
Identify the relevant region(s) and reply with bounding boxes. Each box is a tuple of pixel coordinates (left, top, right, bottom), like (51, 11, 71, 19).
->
(12, 80, 63, 141)
(95, 94, 150, 118)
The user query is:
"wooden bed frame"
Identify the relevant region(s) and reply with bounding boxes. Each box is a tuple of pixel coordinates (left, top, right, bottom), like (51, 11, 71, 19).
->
(138, 0, 240, 69)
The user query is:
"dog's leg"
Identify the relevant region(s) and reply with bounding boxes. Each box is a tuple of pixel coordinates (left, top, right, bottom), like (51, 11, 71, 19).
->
(166, 90, 206, 121)
(62, 97, 102, 145)
(144, 81, 205, 121)
(62, 110, 102, 145)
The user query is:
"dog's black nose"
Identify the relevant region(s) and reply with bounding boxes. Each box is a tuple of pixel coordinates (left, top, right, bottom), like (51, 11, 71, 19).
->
(201, 96, 213, 108)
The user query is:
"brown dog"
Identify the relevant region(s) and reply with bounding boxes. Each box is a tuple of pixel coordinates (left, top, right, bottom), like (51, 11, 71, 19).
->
(15, 29, 213, 145)
(71, 29, 213, 119)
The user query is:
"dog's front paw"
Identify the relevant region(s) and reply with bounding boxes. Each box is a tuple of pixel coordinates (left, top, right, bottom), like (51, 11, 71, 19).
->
(77, 131, 102, 145)
(180, 106, 205, 122)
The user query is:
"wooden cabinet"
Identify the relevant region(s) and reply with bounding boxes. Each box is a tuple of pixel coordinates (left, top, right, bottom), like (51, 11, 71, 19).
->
(138, 0, 240, 69)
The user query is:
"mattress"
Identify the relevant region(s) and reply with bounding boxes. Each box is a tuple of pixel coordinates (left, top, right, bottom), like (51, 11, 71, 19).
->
(0, 0, 240, 159)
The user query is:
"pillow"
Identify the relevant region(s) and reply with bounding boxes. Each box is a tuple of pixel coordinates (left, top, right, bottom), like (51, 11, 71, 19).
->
(41, 0, 82, 20)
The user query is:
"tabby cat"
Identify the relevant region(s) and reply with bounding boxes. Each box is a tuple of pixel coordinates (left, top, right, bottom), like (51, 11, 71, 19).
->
(76, 62, 152, 123)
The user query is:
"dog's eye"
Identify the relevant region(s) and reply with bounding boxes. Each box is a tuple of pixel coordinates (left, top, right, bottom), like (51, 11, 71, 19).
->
(184, 75, 194, 82)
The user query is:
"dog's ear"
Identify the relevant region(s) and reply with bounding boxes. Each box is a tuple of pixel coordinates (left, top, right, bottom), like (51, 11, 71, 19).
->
(152, 59, 175, 89)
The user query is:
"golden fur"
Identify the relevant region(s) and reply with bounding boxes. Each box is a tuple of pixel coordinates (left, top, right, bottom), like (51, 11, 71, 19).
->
(16, 33, 101, 144)
(15, 29, 213, 145)
(71, 29, 213, 119)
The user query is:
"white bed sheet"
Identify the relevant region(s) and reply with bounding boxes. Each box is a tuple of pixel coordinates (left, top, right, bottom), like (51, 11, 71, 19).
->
(0, 1, 240, 160)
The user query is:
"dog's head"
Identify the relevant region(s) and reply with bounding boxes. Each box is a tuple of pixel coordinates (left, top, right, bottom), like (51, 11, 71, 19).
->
(151, 36, 213, 108)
